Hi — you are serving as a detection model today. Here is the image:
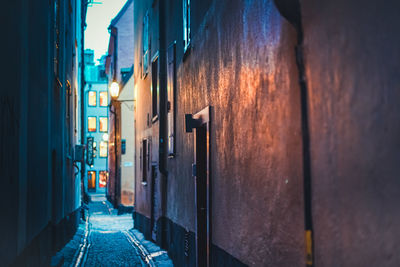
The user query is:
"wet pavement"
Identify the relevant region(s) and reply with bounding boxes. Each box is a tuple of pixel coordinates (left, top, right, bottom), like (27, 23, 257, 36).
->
(52, 198, 173, 267)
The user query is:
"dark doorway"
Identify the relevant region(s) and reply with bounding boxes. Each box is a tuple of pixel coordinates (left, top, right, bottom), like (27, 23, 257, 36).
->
(187, 106, 211, 267)
(88, 171, 96, 191)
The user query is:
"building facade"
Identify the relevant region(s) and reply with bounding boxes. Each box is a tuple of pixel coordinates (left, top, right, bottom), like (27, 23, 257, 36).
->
(105, 0, 135, 207)
(84, 49, 109, 194)
(0, 0, 87, 265)
(132, 0, 400, 266)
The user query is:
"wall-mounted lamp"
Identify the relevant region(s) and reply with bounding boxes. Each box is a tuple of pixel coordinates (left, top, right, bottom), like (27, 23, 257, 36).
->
(109, 81, 120, 99)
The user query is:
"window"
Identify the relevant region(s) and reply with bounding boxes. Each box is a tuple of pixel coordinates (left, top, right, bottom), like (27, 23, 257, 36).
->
(121, 139, 126, 155)
(99, 91, 108, 106)
(143, 11, 150, 76)
(99, 171, 108, 188)
(99, 141, 108, 157)
(183, 0, 191, 52)
(88, 117, 96, 132)
(141, 139, 149, 183)
(151, 56, 159, 120)
(88, 91, 96, 106)
(99, 117, 108, 132)
(167, 42, 176, 156)
(88, 171, 96, 191)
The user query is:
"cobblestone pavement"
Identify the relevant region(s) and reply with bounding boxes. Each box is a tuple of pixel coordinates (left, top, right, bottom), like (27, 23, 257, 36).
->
(52, 200, 173, 267)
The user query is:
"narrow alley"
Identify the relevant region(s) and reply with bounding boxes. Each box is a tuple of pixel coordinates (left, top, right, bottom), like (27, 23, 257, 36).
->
(52, 194, 173, 267)
(2, 0, 400, 266)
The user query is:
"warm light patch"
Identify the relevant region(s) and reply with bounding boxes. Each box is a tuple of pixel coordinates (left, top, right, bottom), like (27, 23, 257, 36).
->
(88, 117, 96, 132)
(100, 117, 108, 132)
(88, 91, 97, 106)
(100, 141, 108, 157)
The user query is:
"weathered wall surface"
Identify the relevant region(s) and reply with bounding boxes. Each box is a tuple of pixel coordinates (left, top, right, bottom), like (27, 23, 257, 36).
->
(166, 0, 305, 265)
(133, 0, 400, 266)
(301, 0, 400, 266)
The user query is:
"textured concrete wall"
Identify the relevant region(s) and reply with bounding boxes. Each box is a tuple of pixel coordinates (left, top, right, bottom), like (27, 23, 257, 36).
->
(301, 0, 400, 266)
(166, 1, 305, 265)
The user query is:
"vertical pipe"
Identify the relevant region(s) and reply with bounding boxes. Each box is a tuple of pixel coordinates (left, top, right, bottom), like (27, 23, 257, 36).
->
(158, 0, 168, 248)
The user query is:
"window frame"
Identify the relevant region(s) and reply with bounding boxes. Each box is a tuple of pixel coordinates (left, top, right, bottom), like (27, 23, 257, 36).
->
(99, 117, 108, 132)
(151, 53, 159, 122)
(88, 90, 97, 106)
(88, 116, 97, 132)
(183, 0, 191, 53)
(167, 42, 177, 156)
(99, 141, 108, 158)
(99, 91, 108, 107)
(142, 10, 150, 77)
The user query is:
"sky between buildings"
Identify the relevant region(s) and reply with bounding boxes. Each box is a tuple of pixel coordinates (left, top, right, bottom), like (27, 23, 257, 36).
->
(85, 0, 128, 63)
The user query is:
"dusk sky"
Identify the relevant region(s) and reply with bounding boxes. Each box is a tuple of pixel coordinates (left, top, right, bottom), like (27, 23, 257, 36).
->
(85, 0, 127, 63)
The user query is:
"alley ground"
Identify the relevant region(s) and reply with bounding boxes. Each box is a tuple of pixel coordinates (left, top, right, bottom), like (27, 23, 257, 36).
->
(51, 195, 173, 267)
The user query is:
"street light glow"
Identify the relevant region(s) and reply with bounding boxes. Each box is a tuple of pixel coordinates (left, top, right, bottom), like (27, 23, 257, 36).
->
(102, 133, 109, 141)
(109, 81, 120, 99)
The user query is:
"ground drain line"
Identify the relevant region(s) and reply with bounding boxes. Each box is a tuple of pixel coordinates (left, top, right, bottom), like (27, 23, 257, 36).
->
(123, 230, 156, 267)
(73, 216, 91, 267)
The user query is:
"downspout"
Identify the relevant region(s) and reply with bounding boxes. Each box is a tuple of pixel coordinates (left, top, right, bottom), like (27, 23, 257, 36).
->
(80, 0, 87, 206)
(158, 0, 168, 248)
(273, 1, 314, 266)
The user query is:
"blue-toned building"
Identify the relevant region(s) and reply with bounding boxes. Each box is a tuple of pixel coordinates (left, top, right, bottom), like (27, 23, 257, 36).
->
(84, 49, 109, 194)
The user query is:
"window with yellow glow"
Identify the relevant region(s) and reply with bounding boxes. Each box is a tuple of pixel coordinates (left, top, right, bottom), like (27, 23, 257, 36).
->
(88, 91, 96, 106)
(88, 117, 96, 132)
(99, 171, 108, 188)
(99, 117, 108, 132)
(100, 92, 108, 106)
(100, 141, 108, 157)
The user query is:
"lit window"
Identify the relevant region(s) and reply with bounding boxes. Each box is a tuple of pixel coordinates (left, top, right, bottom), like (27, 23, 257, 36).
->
(88, 171, 96, 190)
(183, 0, 191, 52)
(99, 117, 108, 132)
(88, 117, 96, 132)
(143, 10, 149, 75)
(88, 91, 96, 106)
(100, 91, 108, 106)
(100, 141, 108, 157)
(99, 171, 108, 188)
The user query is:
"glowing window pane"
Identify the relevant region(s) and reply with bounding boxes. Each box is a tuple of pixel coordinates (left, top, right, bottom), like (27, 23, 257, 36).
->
(99, 117, 108, 132)
(88, 117, 96, 132)
(100, 141, 108, 157)
(99, 171, 108, 188)
(88, 91, 96, 106)
(100, 91, 108, 106)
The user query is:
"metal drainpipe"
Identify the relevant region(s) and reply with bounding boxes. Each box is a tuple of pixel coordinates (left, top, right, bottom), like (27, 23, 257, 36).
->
(158, 0, 168, 248)
(273, 0, 314, 266)
(80, 0, 87, 206)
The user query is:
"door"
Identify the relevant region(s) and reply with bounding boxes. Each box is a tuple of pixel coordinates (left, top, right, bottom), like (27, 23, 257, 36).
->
(186, 106, 211, 267)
